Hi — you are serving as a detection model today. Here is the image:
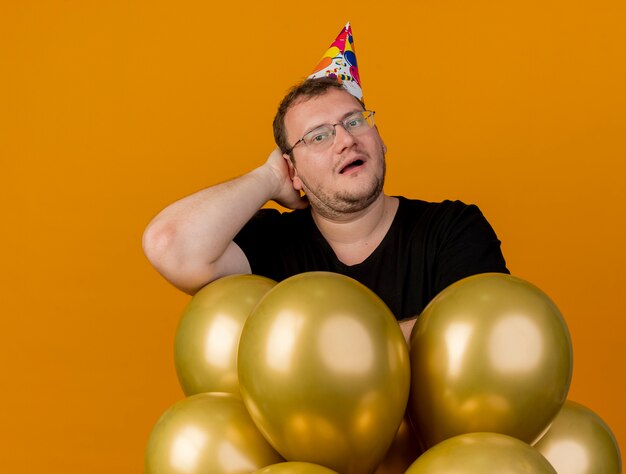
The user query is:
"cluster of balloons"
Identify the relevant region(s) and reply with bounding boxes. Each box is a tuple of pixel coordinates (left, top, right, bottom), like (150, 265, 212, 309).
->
(145, 272, 621, 473)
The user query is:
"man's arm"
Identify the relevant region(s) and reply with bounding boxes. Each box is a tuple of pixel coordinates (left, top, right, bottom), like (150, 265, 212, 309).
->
(142, 149, 307, 294)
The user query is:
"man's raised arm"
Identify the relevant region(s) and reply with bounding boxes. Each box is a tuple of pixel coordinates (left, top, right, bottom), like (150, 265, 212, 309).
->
(142, 149, 307, 294)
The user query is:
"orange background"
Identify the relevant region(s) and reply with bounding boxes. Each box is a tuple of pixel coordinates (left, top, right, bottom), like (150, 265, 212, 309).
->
(2, 1, 625, 471)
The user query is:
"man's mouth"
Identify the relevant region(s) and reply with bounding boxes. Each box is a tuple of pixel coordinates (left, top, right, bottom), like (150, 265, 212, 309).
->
(339, 159, 365, 174)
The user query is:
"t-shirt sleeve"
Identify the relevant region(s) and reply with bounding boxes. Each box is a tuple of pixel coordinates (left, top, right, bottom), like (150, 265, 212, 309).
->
(433, 201, 509, 294)
(233, 209, 284, 279)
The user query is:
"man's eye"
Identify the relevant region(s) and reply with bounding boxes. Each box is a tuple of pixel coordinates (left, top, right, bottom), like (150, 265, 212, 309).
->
(346, 117, 364, 128)
(310, 132, 330, 143)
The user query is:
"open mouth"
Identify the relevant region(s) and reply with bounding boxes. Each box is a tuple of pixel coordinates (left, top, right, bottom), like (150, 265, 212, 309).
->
(339, 159, 365, 174)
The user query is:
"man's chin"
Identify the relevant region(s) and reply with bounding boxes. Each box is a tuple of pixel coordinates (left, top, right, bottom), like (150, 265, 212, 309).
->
(334, 179, 384, 212)
(303, 173, 385, 218)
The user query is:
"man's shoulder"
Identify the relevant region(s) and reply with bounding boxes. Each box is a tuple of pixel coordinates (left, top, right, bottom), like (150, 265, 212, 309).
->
(392, 197, 490, 239)
(235, 206, 315, 251)
(248, 206, 313, 228)
(396, 196, 478, 216)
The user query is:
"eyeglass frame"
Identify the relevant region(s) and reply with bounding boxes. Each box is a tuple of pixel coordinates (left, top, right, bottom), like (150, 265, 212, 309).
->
(284, 110, 376, 155)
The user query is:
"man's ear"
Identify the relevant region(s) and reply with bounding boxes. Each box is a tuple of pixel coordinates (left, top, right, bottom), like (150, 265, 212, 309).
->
(282, 153, 303, 191)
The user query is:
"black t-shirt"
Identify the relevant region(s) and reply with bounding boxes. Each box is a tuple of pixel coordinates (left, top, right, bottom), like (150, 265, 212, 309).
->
(234, 197, 508, 320)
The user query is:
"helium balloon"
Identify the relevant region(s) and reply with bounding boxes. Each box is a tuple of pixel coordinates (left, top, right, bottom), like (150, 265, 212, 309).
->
(175, 274, 276, 395)
(374, 415, 423, 474)
(145, 392, 283, 474)
(534, 400, 622, 474)
(408, 273, 572, 448)
(405, 432, 557, 473)
(253, 462, 339, 473)
(238, 272, 410, 474)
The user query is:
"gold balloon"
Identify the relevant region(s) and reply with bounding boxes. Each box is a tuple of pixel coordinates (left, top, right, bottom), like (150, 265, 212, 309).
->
(253, 462, 340, 473)
(374, 415, 424, 474)
(405, 432, 558, 473)
(144, 392, 283, 474)
(408, 273, 572, 448)
(175, 274, 276, 395)
(238, 272, 410, 474)
(533, 400, 622, 473)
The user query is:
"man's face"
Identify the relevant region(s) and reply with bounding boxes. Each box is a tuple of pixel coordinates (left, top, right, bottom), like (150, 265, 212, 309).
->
(283, 88, 387, 219)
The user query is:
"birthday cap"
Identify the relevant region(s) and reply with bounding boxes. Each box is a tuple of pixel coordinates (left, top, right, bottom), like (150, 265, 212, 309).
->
(308, 22, 363, 101)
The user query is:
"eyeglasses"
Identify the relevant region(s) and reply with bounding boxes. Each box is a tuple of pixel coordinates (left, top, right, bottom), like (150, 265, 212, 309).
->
(285, 110, 376, 155)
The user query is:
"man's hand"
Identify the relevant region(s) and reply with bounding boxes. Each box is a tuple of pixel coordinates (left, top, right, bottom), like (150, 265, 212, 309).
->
(263, 148, 308, 210)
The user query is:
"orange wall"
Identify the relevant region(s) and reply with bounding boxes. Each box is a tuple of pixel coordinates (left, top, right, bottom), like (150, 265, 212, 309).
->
(2, 1, 624, 471)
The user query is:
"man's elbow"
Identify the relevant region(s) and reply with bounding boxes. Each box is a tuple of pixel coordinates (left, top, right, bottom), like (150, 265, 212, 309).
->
(142, 220, 176, 270)
(142, 222, 217, 295)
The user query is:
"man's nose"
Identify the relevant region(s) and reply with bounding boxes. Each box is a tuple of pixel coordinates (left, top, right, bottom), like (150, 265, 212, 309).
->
(332, 123, 357, 151)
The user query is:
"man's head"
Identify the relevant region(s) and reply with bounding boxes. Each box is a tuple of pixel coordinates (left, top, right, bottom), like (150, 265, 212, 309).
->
(272, 78, 387, 219)
(273, 78, 365, 156)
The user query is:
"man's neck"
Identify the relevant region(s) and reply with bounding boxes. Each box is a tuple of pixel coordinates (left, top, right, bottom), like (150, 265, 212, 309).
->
(311, 194, 399, 265)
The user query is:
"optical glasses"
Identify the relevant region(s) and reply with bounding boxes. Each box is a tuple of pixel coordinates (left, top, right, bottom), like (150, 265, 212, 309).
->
(285, 110, 376, 155)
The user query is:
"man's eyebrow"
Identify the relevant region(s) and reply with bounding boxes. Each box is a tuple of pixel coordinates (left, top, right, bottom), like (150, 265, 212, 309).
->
(340, 108, 365, 121)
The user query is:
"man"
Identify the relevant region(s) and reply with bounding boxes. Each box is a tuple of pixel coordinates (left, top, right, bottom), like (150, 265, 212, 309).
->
(142, 77, 508, 339)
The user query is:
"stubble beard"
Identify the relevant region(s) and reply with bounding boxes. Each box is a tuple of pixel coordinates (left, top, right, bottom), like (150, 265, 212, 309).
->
(301, 156, 387, 220)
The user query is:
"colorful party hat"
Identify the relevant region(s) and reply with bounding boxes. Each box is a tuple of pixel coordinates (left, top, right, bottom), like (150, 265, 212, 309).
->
(308, 22, 363, 101)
